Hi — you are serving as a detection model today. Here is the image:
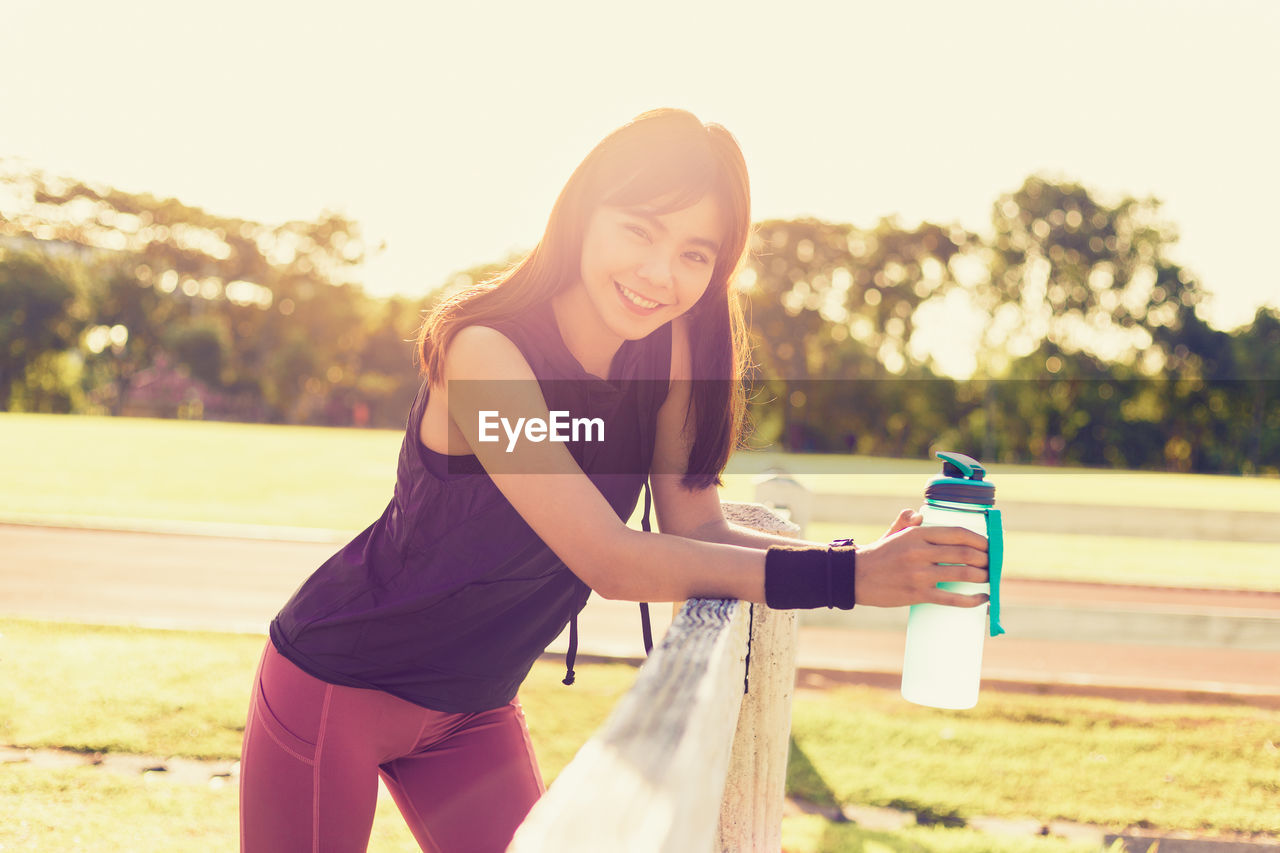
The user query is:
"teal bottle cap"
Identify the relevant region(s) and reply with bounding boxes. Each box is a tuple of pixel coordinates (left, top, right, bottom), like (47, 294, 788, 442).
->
(927, 451, 995, 506)
(937, 451, 985, 480)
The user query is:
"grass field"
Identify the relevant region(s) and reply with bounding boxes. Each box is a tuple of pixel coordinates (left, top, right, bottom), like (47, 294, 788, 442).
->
(4, 412, 1278, 591)
(1, 766, 1116, 853)
(2, 618, 1277, 852)
(6, 413, 1279, 520)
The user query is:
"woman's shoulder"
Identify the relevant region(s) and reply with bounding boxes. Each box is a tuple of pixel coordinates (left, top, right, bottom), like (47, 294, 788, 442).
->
(443, 324, 538, 382)
(450, 323, 516, 348)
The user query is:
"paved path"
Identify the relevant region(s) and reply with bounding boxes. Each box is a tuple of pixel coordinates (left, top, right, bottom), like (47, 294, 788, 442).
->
(3, 523, 1278, 704)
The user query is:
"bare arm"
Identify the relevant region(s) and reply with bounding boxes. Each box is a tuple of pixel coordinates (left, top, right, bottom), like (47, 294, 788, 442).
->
(680, 507, 921, 550)
(679, 517, 829, 550)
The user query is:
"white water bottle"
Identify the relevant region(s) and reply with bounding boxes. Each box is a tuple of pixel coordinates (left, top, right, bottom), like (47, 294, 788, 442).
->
(900, 451, 1005, 709)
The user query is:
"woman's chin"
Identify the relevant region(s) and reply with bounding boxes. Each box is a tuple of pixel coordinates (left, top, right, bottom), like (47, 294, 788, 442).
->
(609, 312, 671, 341)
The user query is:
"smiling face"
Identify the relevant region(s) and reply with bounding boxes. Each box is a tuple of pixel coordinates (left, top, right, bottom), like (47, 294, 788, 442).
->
(568, 194, 724, 347)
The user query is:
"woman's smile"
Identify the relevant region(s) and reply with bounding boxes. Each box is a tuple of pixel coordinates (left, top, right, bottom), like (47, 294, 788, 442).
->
(614, 280, 667, 314)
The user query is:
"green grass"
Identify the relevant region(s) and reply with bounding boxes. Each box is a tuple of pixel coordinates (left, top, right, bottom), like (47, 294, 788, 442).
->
(7, 413, 1279, 528)
(4, 412, 1279, 591)
(787, 683, 1280, 837)
(0, 619, 636, 774)
(2, 618, 1277, 850)
(0, 413, 401, 530)
(0, 764, 424, 853)
(0, 618, 638, 853)
(0, 620, 261, 759)
(0, 768, 1109, 853)
(779, 815, 1109, 853)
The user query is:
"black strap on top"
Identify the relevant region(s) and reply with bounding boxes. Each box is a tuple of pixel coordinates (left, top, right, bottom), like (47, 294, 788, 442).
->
(639, 478, 654, 655)
(561, 611, 578, 685)
(562, 478, 654, 685)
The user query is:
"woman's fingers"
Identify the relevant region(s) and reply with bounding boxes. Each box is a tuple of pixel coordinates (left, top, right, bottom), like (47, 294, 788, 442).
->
(933, 545, 989, 568)
(929, 563, 990, 585)
(895, 528, 987, 564)
(885, 509, 922, 537)
(928, 589, 990, 608)
(921, 525, 988, 550)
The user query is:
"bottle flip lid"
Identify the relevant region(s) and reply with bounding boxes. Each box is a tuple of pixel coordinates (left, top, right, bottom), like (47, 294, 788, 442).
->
(926, 451, 995, 506)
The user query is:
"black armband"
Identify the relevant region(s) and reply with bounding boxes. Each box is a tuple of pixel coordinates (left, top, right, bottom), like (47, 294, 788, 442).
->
(764, 539, 857, 610)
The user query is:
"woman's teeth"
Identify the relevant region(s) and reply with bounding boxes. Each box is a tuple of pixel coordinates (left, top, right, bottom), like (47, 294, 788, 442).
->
(617, 282, 660, 309)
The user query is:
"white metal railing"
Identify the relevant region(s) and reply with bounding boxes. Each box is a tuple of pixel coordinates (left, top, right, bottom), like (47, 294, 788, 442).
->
(508, 502, 799, 852)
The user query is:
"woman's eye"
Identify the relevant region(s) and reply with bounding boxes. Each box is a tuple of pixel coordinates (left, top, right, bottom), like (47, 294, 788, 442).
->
(625, 224, 650, 240)
(685, 252, 709, 265)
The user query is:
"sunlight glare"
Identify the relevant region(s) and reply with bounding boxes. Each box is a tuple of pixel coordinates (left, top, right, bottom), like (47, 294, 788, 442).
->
(908, 287, 984, 379)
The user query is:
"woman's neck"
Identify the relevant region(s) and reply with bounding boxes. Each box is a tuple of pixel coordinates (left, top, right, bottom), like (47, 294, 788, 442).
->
(550, 287, 623, 380)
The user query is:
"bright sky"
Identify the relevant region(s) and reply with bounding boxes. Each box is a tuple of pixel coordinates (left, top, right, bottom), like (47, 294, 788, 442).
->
(4, 0, 1277, 333)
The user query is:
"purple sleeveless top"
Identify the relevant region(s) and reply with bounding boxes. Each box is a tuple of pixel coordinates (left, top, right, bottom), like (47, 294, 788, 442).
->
(269, 303, 672, 712)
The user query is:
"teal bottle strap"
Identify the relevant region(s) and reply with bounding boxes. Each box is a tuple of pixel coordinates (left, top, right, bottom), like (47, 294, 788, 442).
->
(986, 508, 1005, 636)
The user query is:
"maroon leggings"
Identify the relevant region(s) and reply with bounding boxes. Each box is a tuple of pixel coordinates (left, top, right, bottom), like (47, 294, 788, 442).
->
(239, 641, 544, 852)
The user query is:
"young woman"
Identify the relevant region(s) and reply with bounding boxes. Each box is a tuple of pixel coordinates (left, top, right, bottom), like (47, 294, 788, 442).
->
(239, 108, 989, 852)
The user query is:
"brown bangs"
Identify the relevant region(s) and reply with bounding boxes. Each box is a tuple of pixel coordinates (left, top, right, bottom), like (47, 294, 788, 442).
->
(601, 147, 719, 215)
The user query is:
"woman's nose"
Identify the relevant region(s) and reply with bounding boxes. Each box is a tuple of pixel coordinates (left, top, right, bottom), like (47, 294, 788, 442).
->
(636, 250, 675, 290)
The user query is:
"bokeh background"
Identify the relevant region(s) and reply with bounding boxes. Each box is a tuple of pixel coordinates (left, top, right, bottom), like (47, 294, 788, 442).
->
(3, 0, 1278, 475)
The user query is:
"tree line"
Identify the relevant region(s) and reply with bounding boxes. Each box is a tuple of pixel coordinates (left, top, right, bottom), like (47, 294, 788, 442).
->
(1, 165, 1276, 475)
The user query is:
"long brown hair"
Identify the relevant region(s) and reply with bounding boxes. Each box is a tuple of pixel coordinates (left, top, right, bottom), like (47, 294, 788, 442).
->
(416, 108, 752, 488)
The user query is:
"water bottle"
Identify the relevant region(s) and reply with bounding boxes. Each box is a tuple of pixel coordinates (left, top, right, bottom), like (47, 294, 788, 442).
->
(900, 451, 1005, 709)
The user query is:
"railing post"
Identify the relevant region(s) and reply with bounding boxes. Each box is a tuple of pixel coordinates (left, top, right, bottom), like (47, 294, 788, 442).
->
(753, 470, 812, 536)
(507, 502, 799, 852)
(717, 502, 801, 851)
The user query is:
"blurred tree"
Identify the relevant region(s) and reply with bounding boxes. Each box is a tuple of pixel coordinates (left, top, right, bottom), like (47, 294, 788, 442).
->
(0, 250, 88, 410)
(164, 317, 230, 387)
(984, 175, 1207, 376)
(1, 165, 375, 423)
(1229, 307, 1280, 475)
(2, 160, 1273, 472)
(80, 258, 180, 414)
(261, 330, 320, 423)
(978, 343, 1164, 469)
(346, 294, 428, 426)
(742, 217, 969, 451)
(742, 218, 858, 449)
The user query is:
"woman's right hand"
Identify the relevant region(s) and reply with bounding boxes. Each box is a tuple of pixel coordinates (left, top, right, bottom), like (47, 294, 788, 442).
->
(853, 520, 989, 609)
